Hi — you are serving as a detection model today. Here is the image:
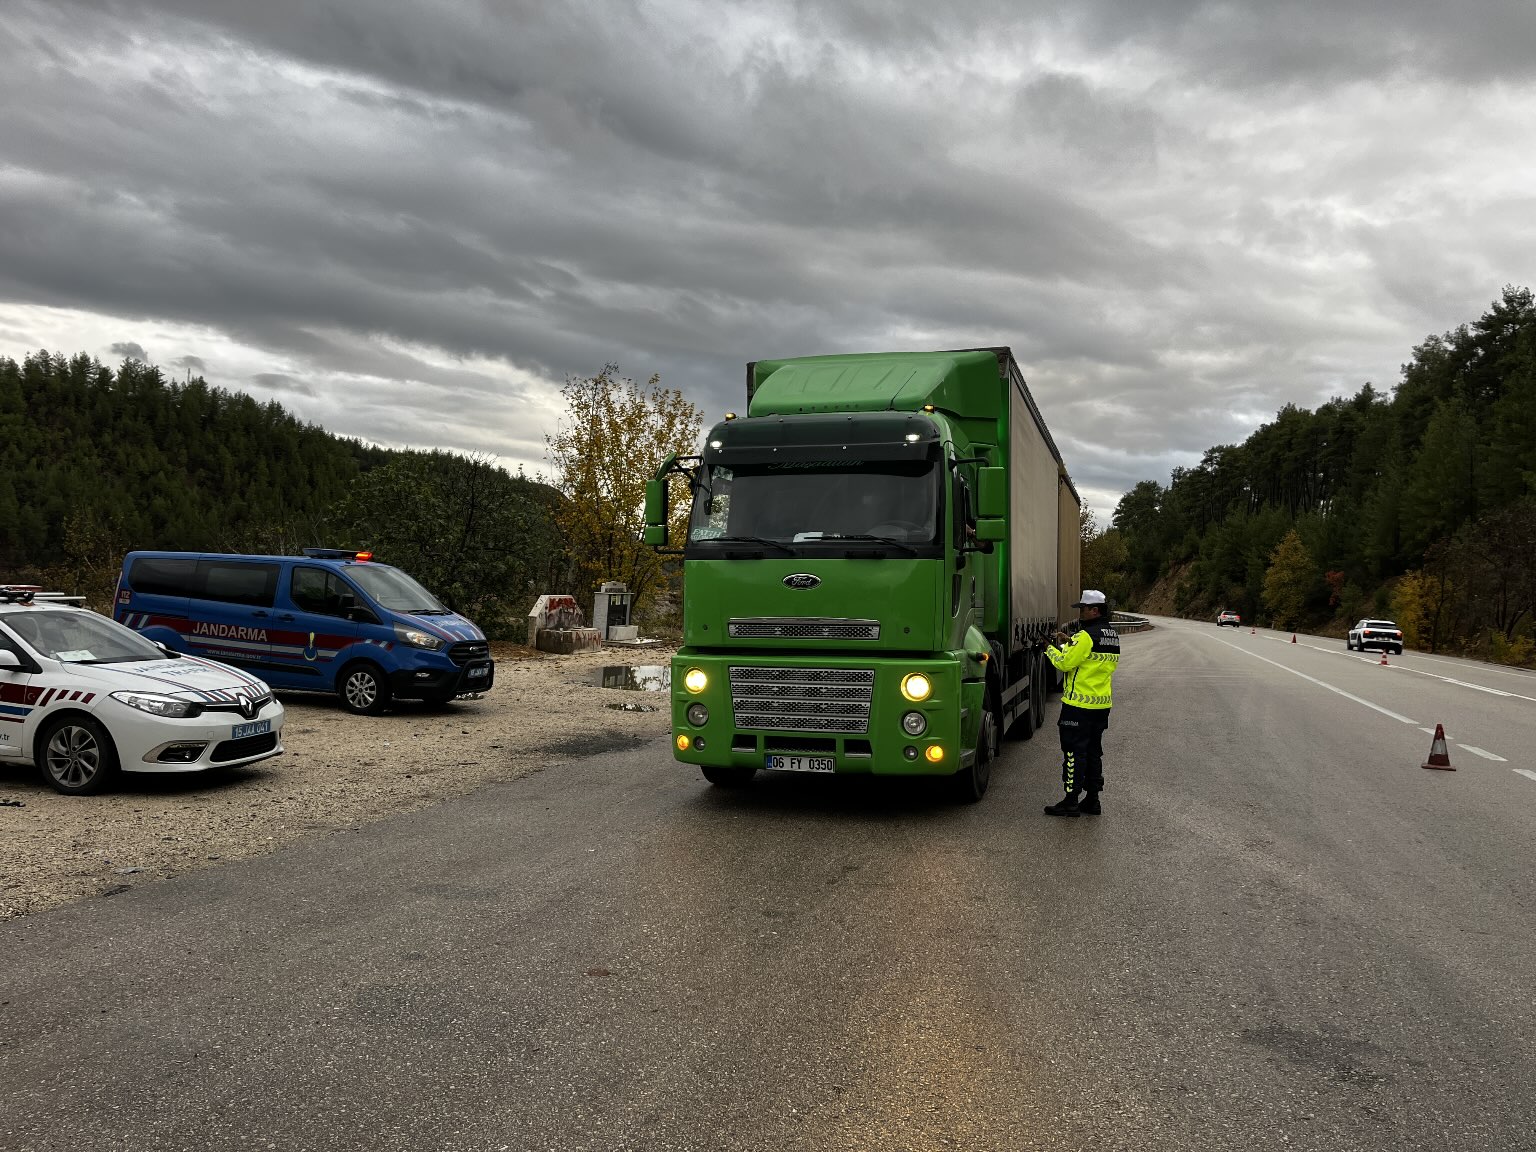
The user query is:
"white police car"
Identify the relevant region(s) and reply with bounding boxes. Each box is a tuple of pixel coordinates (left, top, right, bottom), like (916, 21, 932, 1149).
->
(0, 588, 285, 795)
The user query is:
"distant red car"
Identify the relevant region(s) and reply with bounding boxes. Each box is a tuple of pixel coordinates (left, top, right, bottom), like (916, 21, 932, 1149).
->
(1216, 610, 1241, 627)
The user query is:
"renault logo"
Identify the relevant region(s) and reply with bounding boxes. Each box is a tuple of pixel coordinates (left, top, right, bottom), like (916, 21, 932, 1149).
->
(236, 693, 257, 720)
(783, 573, 821, 590)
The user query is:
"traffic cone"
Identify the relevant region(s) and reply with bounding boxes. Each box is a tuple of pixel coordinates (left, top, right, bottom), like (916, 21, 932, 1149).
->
(1250, 626, 1256, 635)
(1421, 724, 1455, 771)
(1291, 633, 1297, 644)
(1379, 651, 1389, 666)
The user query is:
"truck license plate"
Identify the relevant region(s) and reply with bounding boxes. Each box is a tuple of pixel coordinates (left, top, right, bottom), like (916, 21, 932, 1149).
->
(765, 755, 835, 774)
(231, 719, 271, 740)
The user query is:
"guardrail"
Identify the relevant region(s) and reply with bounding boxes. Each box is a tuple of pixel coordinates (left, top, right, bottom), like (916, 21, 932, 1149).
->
(1111, 612, 1153, 633)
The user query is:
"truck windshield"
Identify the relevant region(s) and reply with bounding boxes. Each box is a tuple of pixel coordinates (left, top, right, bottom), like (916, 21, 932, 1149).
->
(688, 461, 939, 548)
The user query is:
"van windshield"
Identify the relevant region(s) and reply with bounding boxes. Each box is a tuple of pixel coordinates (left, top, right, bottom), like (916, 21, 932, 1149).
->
(346, 565, 449, 615)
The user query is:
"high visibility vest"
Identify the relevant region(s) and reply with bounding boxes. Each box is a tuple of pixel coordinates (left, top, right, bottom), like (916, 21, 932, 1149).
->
(1045, 621, 1120, 709)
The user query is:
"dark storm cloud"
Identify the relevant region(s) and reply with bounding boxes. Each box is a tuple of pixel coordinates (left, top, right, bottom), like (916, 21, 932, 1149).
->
(2, 0, 1534, 514)
(109, 341, 148, 361)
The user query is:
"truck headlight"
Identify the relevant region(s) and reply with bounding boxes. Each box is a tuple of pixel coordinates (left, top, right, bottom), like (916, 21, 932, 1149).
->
(394, 624, 445, 650)
(684, 668, 708, 693)
(111, 691, 203, 718)
(901, 711, 927, 736)
(900, 673, 932, 702)
(686, 703, 709, 726)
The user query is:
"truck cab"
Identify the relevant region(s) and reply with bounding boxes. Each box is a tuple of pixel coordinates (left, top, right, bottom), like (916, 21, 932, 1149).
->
(648, 348, 1080, 801)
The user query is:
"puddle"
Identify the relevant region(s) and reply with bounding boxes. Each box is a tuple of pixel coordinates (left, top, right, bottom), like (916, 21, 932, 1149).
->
(599, 665, 670, 691)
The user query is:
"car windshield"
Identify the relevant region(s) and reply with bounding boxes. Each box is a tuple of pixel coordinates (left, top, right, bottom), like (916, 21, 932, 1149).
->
(346, 564, 449, 614)
(1364, 620, 1399, 628)
(2, 609, 164, 664)
(688, 460, 940, 547)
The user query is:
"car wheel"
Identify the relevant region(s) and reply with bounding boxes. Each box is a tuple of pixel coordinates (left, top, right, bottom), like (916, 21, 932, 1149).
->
(338, 662, 392, 715)
(1394, 646, 1403, 655)
(39, 716, 119, 796)
(953, 690, 997, 803)
(701, 765, 756, 788)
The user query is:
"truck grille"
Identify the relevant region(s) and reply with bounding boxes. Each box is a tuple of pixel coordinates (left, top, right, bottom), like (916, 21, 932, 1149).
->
(448, 641, 490, 667)
(727, 618, 880, 640)
(728, 666, 874, 733)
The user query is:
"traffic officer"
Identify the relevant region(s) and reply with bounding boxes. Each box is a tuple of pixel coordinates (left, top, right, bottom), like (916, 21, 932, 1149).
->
(1043, 589, 1120, 817)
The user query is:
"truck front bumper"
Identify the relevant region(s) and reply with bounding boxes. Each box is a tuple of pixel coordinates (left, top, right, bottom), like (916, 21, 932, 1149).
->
(669, 650, 975, 776)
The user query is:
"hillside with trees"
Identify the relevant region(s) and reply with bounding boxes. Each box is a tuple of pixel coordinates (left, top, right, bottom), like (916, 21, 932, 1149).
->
(1098, 286, 1536, 664)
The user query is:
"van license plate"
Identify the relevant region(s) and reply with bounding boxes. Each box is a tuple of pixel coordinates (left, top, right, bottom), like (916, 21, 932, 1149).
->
(765, 755, 835, 773)
(468, 666, 489, 679)
(231, 720, 271, 740)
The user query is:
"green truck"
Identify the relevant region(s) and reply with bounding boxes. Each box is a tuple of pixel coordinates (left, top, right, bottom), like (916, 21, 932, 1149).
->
(645, 347, 1082, 800)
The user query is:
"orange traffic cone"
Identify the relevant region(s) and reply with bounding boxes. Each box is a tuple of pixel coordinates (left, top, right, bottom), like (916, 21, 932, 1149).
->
(1250, 626, 1256, 635)
(1421, 724, 1455, 771)
(1379, 651, 1389, 666)
(1291, 633, 1297, 644)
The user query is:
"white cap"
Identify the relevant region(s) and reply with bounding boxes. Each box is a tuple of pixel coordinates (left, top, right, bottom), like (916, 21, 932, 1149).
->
(1071, 589, 1107, 607)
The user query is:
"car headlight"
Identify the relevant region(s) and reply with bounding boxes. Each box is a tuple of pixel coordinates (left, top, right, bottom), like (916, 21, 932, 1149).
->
(111, 691, 203, 718)
(684, 668, 708, 694)
(900, 673, 932, 702)
(394, 624, 445, 650)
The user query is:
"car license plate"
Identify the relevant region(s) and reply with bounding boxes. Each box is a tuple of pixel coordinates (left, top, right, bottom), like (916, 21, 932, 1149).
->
(468, 666, 489, 679)
(231, 720, 272, 740)
(764, 755, 835, 774)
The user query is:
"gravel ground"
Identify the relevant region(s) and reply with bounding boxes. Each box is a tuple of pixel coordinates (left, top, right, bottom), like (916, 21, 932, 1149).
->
(0, 643, 675, 921)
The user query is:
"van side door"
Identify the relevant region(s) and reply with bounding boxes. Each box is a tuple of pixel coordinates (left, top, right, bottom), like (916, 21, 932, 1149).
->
(183, 559, 279, 672)
(267, 566, 361, 690)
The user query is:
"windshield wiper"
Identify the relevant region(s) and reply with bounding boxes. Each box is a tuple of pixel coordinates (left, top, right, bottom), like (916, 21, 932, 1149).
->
(705, 535, 796, 555)
(821, 534, 920, 555)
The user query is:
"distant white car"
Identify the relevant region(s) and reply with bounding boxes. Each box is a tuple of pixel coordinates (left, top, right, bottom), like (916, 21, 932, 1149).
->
(1347, 618, 1403, 655)
(0, 591, 284, 795)
(1216, 610, 1241, 627)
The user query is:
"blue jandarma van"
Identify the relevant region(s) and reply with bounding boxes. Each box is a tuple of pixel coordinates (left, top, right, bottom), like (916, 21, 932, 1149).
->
(114, 549, 494, 714)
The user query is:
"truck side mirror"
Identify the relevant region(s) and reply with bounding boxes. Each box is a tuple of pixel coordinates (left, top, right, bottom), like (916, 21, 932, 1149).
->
(977, 467, 1006, 519)
(644, 478, 668, 547)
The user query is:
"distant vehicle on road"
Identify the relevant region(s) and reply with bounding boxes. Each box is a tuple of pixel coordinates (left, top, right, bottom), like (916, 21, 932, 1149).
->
(1348, 619, 1404, 654)
(1216, 610, 1241, 627)
(0, 588, 284, 795)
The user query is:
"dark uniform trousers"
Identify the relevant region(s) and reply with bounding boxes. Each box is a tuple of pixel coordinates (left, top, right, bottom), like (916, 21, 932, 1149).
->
(1058, 703, 1110, 795)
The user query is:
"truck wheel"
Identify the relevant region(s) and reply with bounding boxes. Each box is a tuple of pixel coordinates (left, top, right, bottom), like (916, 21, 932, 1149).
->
(39, 716, 119, 795)
(953, 694, 997, 803)
(339, 662, 392, 715)
(701, 765, 756, 788)
(1030, 653, 1048, 730)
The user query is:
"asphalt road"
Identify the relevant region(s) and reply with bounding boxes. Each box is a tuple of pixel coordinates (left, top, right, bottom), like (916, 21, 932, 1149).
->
(3, 620, 1533, 1151)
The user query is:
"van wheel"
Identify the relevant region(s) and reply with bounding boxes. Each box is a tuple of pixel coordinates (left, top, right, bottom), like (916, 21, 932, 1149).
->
(339, 662, 391, 715)
(39, 716, 119, 795)
(953, 691, 997, 803)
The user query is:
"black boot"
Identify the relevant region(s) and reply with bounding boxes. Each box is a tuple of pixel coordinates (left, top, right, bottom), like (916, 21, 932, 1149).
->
(1078, 791, 1101, 815)
(1043, 792, 1081, 817)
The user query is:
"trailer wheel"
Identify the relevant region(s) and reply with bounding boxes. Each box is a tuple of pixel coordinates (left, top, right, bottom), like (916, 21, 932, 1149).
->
(954, 691, 997, 802)
(1030, 653, 1048, 730)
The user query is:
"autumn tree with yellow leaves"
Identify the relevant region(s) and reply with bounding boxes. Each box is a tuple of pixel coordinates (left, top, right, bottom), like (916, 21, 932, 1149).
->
(546, 365, 702, 616)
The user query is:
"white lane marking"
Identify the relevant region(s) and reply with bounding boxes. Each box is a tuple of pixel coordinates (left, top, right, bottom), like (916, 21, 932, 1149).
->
(1210, 637, 1417, 725)
(1443, 679, 1513, 698)
(1458, 745, 1508, 762)
(1514, 769, 1536, 784)
(1395, 651, 1536, 682)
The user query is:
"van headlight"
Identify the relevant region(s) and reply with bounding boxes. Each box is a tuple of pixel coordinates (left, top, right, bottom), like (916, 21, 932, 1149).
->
(900, 673, 932, 702)
(111, 691, 203, 718)
(394, 624, 445, 650)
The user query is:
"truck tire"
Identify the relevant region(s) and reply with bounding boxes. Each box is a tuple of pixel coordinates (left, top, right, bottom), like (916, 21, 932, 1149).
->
(701, 765, 756, 788)
(1030, 652, 1048, 731)
(953, 692, 997, 803)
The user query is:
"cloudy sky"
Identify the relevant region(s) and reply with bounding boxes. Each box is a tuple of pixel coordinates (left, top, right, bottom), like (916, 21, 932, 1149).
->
(3, 0, 1534, 519)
